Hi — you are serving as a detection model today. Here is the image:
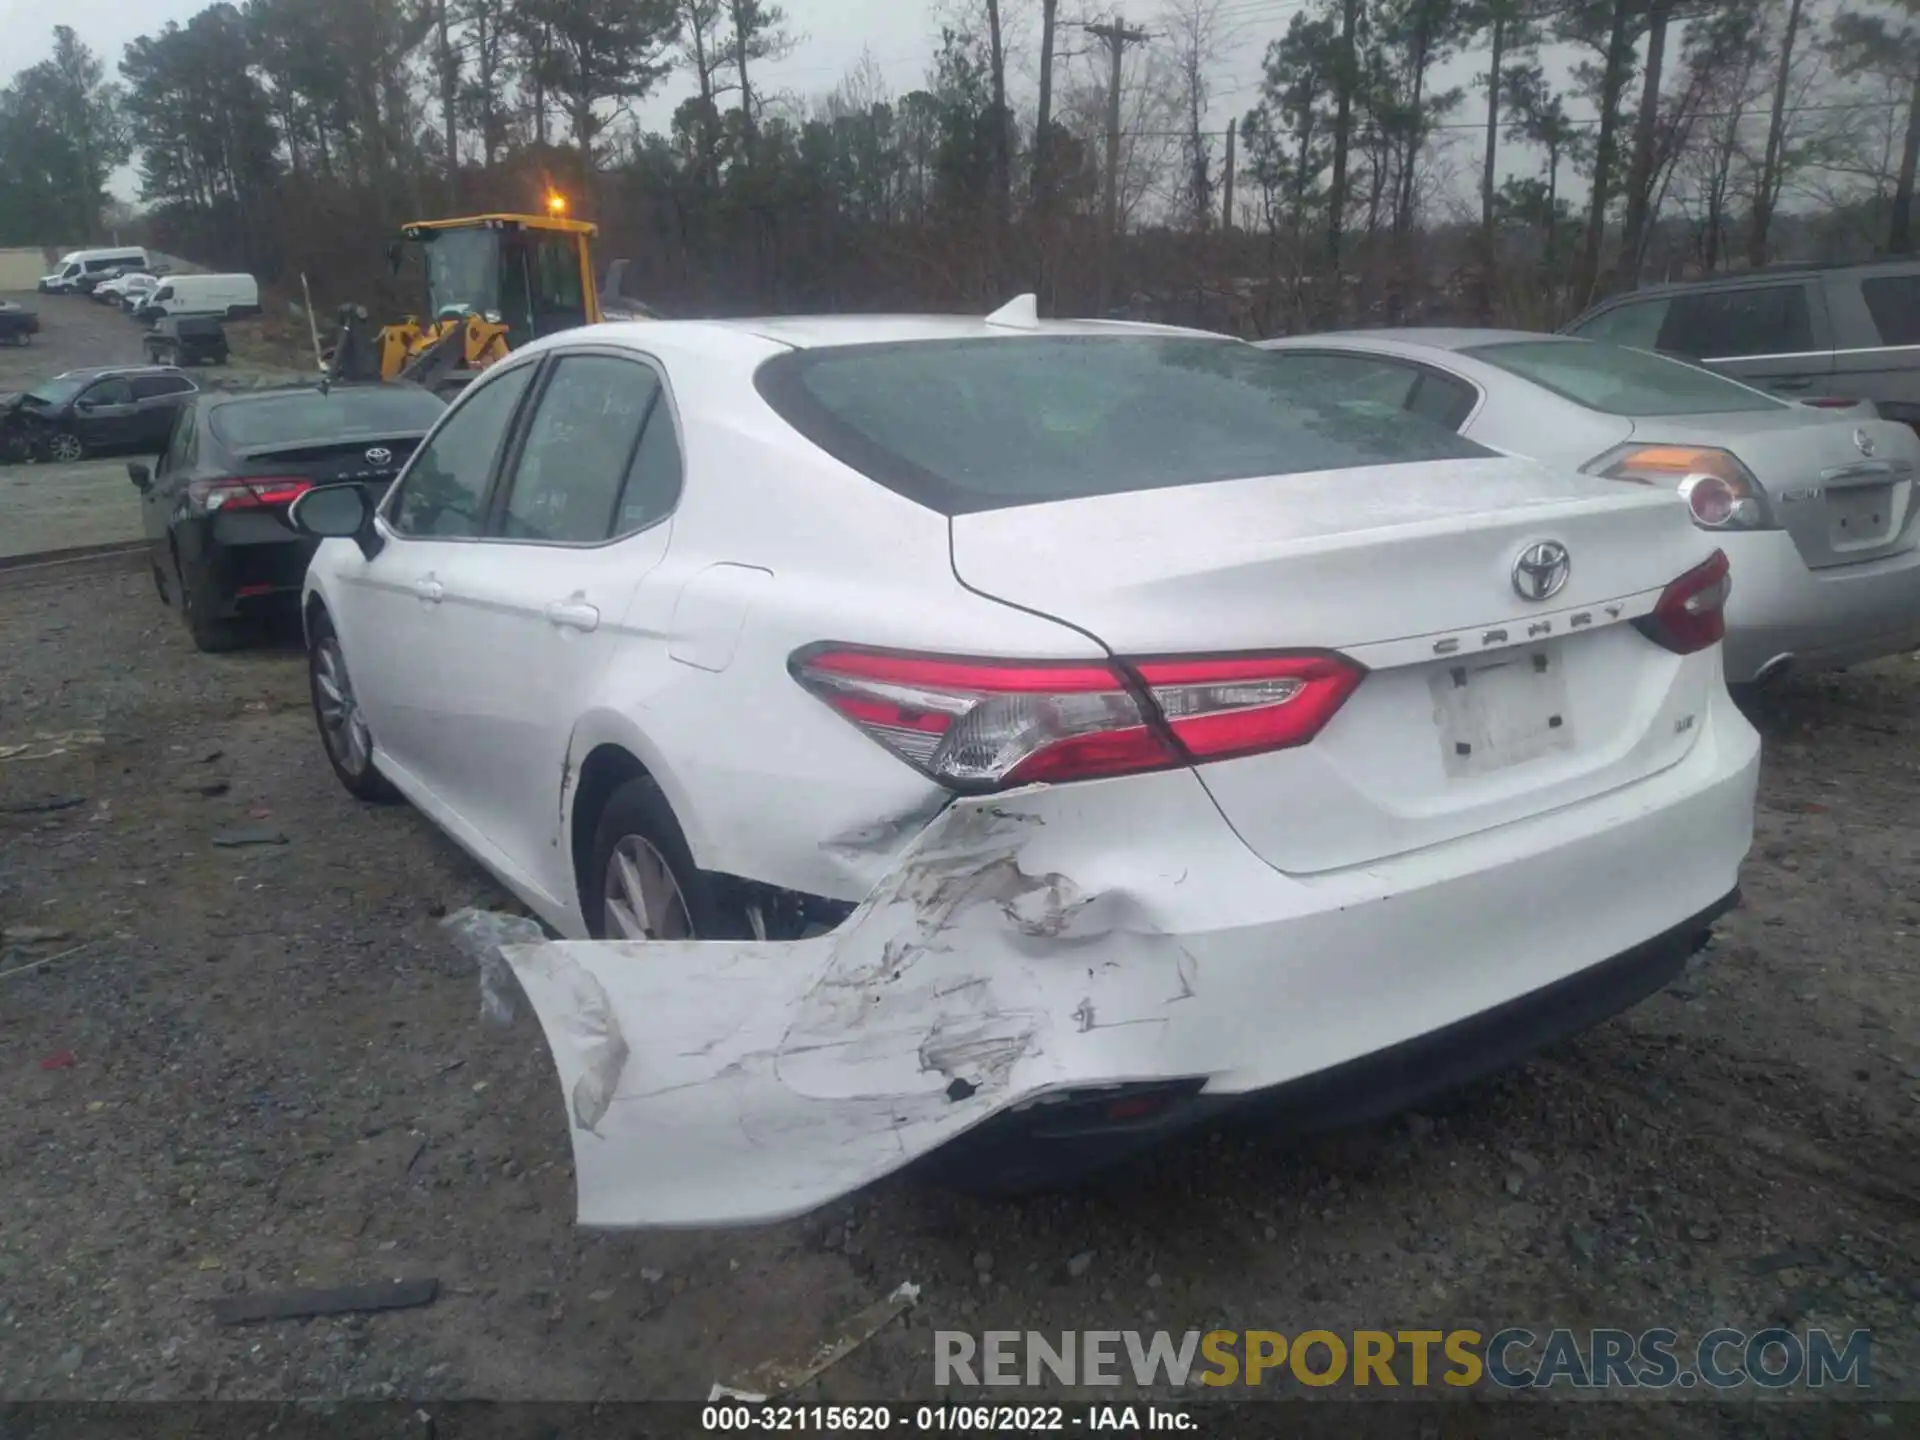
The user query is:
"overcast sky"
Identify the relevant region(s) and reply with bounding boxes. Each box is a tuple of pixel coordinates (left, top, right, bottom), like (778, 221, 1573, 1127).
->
(0, 0, 1566, 210)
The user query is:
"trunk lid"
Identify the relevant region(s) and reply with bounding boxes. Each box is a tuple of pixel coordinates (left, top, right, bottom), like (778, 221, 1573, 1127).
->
(234, 432, 423, 497)
(1655, 411, 1920, 570)
(950, 456, 1720, 873)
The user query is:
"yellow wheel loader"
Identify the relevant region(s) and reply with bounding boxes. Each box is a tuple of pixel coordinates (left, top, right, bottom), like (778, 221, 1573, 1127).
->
(326, 204, 649, 396)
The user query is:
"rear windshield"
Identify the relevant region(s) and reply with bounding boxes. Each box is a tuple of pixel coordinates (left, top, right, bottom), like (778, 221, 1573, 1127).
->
(209, 387, 447, 448)
(755, 336, 1490, 514)
(1462, 339, 1783, 416)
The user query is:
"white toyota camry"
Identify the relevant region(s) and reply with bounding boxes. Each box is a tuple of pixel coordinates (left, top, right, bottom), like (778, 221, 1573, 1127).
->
(291, 299, 1760, 1228)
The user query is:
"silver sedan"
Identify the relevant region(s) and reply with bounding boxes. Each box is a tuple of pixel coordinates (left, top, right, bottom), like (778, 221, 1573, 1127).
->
(1258, 329, 1920, 685)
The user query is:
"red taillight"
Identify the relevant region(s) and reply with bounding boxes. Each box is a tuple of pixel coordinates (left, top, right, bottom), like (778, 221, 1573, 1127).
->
(1634, 550, 1731, 655)
(790, 645, 1365, 791)
(188, 476, 314, 513)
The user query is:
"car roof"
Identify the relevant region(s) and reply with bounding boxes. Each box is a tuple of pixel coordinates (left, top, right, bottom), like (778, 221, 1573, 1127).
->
(511, 312, 1231, 366)
(53, 364, 193, 381)
(1265, 327, 1569, 354)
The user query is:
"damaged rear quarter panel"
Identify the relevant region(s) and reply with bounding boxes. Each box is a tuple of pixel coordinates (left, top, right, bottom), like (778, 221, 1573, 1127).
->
(501, 770, 1239, 1228)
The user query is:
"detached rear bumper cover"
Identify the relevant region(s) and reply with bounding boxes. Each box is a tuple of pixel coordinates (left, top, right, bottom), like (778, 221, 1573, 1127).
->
(503, 684, 1759, 1229)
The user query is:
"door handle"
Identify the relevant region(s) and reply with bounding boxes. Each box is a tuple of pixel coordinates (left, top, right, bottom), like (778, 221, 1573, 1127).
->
(1769, 376, 1813, 391)
(413, 576, 443, 602)
(545, 600, 600, 632)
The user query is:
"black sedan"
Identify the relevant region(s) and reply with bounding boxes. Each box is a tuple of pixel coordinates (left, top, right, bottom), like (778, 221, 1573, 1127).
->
(135, 382, 447, 651)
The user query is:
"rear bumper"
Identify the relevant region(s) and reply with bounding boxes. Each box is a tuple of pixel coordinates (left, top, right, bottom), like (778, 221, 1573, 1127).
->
(178, 516, 317, 614)
(1722, 529, 1920, 681)
(499, 681, 1760, 1229)
(918, 888, 1734, 1192)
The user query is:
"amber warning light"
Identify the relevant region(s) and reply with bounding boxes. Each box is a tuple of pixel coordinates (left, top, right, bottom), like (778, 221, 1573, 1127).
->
(546, 193, 568, 215)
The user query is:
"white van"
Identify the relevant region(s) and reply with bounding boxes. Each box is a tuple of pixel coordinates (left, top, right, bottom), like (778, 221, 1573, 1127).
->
(140, 273, 260, 321)
(39, 247, 150, 294)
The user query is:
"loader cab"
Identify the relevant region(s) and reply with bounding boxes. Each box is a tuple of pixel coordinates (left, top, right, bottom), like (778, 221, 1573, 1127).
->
(402, 215, 599, 349)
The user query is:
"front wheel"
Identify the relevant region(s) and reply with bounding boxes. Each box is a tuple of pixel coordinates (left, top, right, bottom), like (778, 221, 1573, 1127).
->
(43, 430, 84, 463)
(309, 614, 399, 802)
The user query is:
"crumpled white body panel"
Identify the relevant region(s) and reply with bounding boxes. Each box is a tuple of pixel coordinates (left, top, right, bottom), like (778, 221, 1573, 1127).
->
(500, 685, 1758, 1229)
(504, 795, 1201, 1228)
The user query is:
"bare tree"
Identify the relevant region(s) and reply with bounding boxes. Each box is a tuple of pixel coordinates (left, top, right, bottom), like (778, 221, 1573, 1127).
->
(1162, 0, 1223, 232)
(1747, 0, 1808, 265)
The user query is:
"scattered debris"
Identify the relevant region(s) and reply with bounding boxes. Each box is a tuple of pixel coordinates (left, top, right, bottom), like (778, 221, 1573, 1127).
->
(1750, 1247, 1825, 1275)
(0, 730, 105, 763)
(441, 907, 546, 1026)
(708, 1281, 919, 1400)
(212, 826, 289, 848)
(37, 1050, 76, 1071)
(1066, 1251, 1094, 1279)
(210, 1277, 439, 1327)
(3, 925, 69, 944)
(0, 795, 84, 815)
(640, 1268, 665, 1284)
(0, 940, 98, 984)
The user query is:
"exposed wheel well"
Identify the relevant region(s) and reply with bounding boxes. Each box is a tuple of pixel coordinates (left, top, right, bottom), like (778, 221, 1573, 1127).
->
(569, 744, 652, 918)
(302, 593, 329, 646)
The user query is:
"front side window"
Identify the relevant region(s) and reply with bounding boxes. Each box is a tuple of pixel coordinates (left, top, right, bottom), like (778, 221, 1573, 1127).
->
(388, 362, 536, 539)
(1656, 284, 1813, 358)
(756, 337, 1490, 515)
(1463, 339, 1784, 416)
(496, 355, 658, 543)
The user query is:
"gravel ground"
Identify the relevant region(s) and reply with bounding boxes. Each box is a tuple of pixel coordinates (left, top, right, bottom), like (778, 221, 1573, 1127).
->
(1, 569, 1917, 1423)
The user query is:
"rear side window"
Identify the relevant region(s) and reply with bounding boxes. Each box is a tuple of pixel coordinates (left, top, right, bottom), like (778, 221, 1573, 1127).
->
(1464, 340, 1783, 416)
(756, 337, 1489, 515)
(1861, 275, 1920, 346)
(132, 375, 192, 399)
(1655, 284, 1813, 358)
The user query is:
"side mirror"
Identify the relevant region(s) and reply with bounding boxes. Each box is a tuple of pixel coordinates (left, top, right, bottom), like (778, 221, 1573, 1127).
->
(127, 462, 151, 492)
(75, 398, 95, 411)
(288, 483, 383, 560)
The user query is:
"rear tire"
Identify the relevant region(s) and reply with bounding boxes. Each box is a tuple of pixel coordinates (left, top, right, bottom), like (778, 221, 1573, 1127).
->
(177, 555, 246, 653)
(308, 612, 399, 802)
(585, 777, 749, 941)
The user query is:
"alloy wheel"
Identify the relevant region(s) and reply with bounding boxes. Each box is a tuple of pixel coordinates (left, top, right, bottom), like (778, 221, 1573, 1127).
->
(46, 431, 83, 463)
(603, 836, 693, 941)
(313, 637, 372, 777)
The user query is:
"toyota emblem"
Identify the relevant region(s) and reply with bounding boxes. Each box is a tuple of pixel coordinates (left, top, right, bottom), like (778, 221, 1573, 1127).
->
(365, 446, 393, 466)
(1854, 427, 1876, 458)
(1512, 541, 1571, 602)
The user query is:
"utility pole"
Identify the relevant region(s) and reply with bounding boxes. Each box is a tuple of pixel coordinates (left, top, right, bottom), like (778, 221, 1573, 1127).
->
(1085, 14, 1151, 315)
(1221, 118, 1235, 232)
